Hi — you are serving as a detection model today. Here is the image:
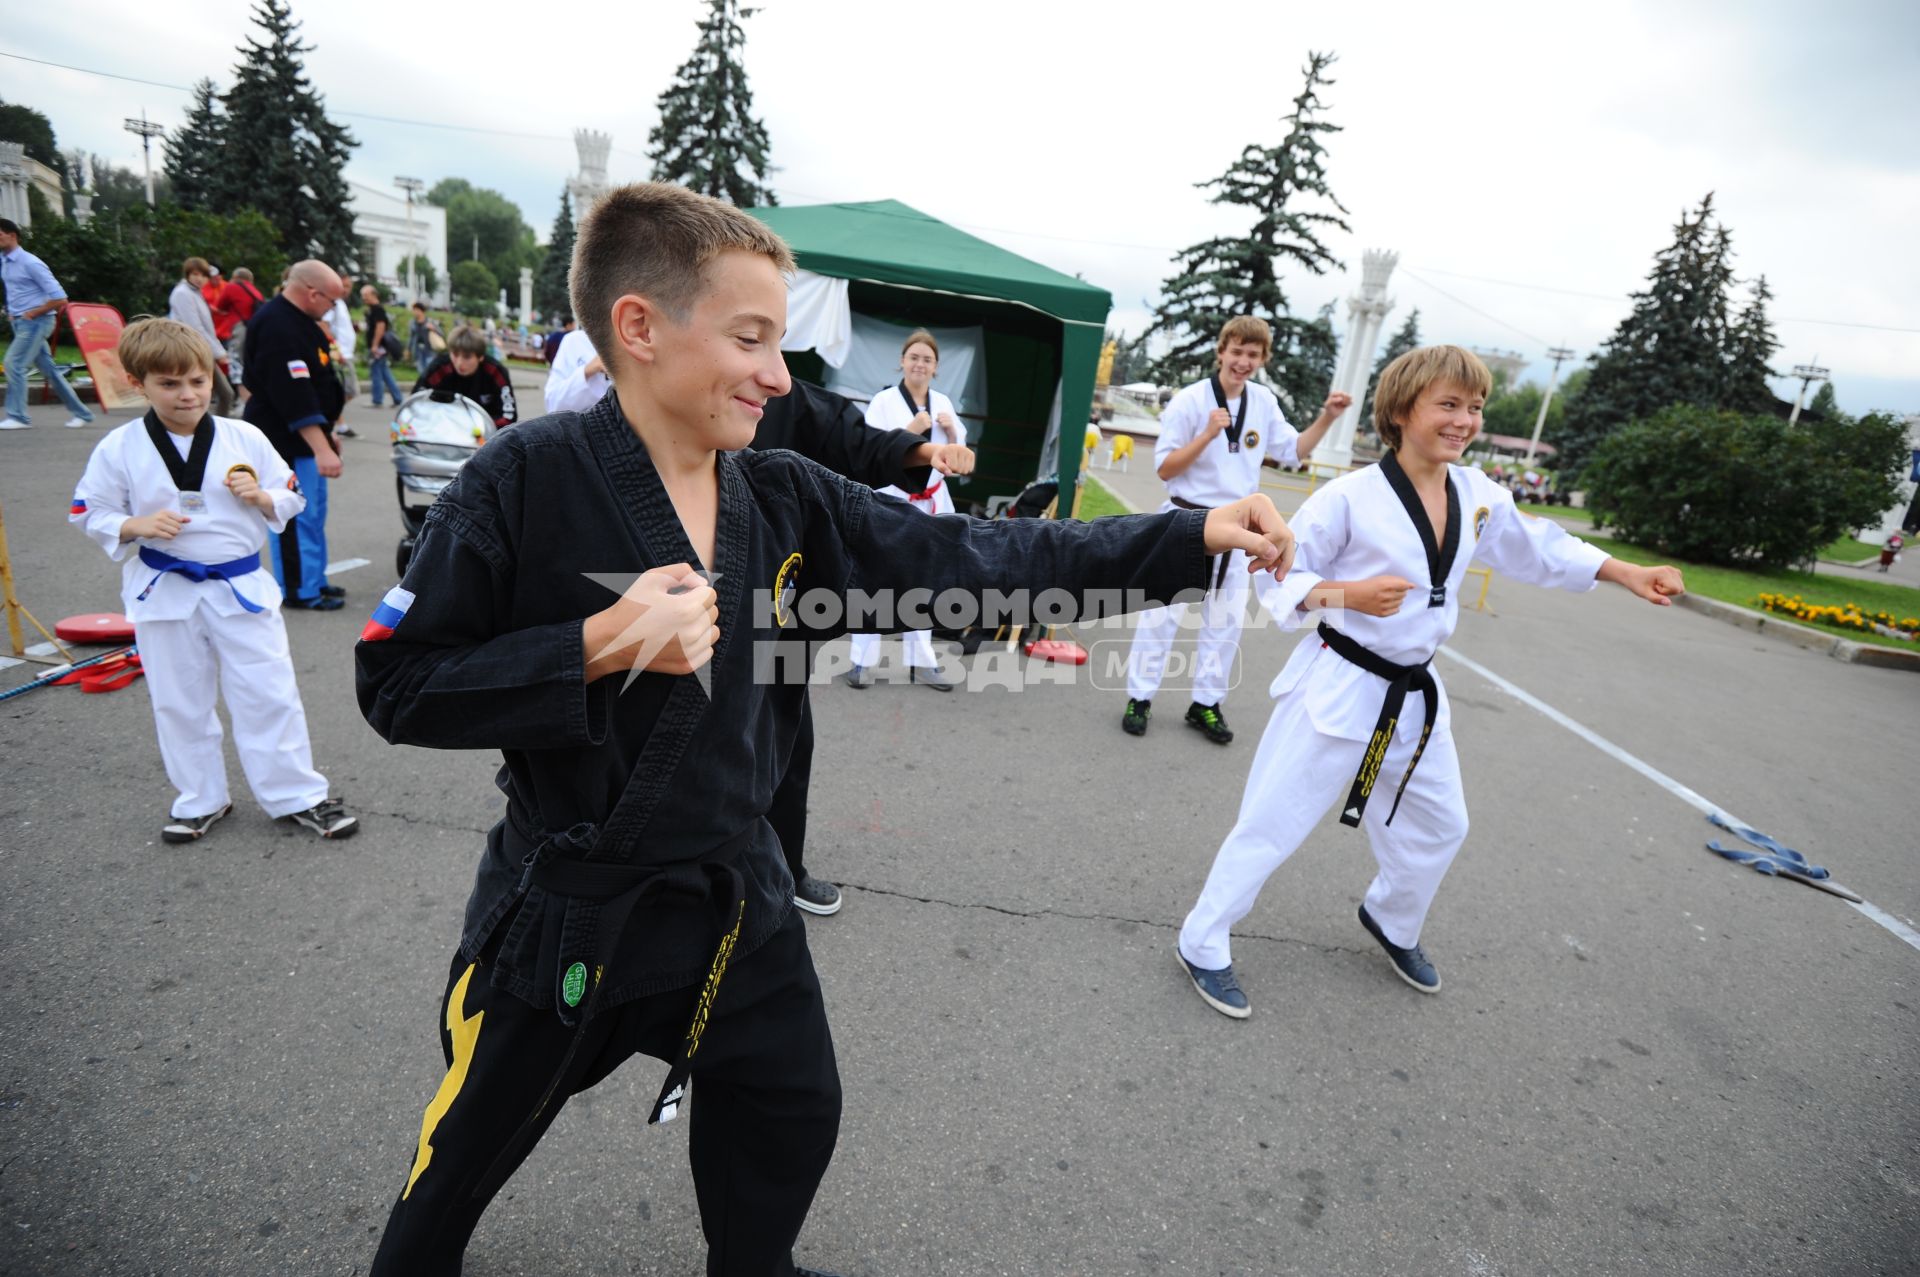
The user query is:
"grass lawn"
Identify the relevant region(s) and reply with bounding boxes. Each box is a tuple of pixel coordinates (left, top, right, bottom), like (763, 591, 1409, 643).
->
(1518, 500, 1591, 523)
(1817, 535, 1882, 564)
(1582, 534, 1920, 651)
(1075, 475, 1132, 520)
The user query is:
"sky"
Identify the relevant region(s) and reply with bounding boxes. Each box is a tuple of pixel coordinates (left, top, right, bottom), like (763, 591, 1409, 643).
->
(7, 0, 1919, 415)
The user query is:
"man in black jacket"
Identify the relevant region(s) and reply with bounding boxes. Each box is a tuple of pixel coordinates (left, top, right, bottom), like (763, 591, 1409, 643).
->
(414, 323, 518, 429)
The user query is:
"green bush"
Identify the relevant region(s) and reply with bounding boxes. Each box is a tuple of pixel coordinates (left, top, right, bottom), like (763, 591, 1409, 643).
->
(1583, 404, 1909, 569)
(449, 260, 499, 318)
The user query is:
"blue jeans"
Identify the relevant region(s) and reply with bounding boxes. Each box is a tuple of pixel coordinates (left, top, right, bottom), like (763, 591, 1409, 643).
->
(368, 353, 403, 406)
(269, 456, 331, 602)
(5, 313, 94, 424)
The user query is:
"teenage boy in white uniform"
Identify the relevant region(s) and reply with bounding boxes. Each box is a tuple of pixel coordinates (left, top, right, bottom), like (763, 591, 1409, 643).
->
(1174, 346, 1683, 1018)
(1121, 316, 1348, 743)
(69, 318, 358, 844)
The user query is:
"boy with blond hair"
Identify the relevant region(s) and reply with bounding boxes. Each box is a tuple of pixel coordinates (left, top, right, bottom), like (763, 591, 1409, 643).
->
(355, 181, 1298, 1276)
(1174, 346, 1683, 1018)
(1121, 315, 1351, 744)
(69, 318, 357, 843)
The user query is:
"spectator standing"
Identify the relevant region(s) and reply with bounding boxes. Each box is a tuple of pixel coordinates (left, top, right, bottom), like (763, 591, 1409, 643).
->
(406, 301, 440, 371)
(168, 257, 237, 416)
(542, 314, 573, 365)
(326, 270, 359, 433)
(0, 217, 95, 430)
(243, 259, 348, 610)
(543, 326, 607, 413)
(217, 267, 266, 388)
(361, 284, 402, 407)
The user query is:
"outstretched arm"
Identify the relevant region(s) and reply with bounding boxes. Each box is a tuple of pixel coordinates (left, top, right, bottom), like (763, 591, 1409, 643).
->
(1597, 558, 1685, 606)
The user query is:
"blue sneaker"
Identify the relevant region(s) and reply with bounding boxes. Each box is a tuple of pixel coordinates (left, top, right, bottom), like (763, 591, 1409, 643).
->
(1357, 905, 1441, 993)
(1176, 947, 1251, 1019)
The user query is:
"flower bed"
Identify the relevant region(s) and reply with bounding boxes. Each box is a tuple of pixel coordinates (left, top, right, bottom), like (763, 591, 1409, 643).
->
(1755, 592, 1920, 643)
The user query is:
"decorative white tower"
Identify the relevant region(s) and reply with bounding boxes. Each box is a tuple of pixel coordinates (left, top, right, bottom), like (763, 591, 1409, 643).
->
(568, 129, 612, 215)
(1320, 249, 1399, 470)
(66, 149, 95, 225)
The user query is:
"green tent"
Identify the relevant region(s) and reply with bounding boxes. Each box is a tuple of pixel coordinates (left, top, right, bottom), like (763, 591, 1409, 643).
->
(749, 199, 1111, 508)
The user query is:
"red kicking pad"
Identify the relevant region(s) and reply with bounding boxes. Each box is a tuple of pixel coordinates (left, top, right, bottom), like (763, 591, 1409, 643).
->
(55, 612, 136, 644)
(1024, 638, 1088, 664)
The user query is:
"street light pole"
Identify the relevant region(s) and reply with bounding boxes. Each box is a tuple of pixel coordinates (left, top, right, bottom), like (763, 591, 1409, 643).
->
(394, 175, 425, 299)
(1788, 360, 1829, 425)
(1525, 346, 1576, 463)
(122, 110, 166, 208)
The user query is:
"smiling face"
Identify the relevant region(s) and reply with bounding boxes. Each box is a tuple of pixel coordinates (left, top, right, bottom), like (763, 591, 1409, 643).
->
(628, 249, 792, 451)
(900, 341, 938, 389)
(1215, 338, 1267, 394)
(135, 366, 213, 432)
(1398, 380, 1484, 465)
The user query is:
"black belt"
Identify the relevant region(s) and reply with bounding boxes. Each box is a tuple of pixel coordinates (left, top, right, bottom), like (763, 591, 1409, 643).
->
(1168, 498, 1233, 592)
(1316, 622, 1438, 828)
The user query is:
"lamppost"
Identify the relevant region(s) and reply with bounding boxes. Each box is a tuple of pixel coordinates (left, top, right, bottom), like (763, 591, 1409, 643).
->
(1524, 346, 1577, 463)
(1787, 360, 1829, 425)
(123, 109, 166, 208)
(395, 175, 425, 300)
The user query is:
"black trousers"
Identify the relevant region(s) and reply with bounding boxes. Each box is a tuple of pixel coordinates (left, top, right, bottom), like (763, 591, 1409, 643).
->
(768, 689, 815, 884)
(370, 910, 841, 1277)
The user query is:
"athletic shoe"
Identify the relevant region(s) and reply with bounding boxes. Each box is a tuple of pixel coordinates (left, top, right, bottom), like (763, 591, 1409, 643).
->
(911, 666, 956, 692)
(794, 874, 843, 916)
(162, 802, 233, 845)
(333, 424, 357, 437)
(1122, 697, 1151, 735)
(285, 595, 345, 611)
(1176, 947, 1251, 1019)
(1185, 701, 1234, 744)
(794, 1267, 844, 1277)
(1357, 904, 1441, 993)
(0, 420, 33, 431)
(279, 798, 359, 839)
(62, 416, 92, 429)
(319, 584, 347, 599)
(842, 664, 872, 689)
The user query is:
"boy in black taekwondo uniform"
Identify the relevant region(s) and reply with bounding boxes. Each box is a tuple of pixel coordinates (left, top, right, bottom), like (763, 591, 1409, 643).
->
(354, 182, 1298, 1277)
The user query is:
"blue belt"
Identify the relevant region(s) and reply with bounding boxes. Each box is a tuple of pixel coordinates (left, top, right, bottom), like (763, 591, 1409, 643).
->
(136, 546, 266, 613)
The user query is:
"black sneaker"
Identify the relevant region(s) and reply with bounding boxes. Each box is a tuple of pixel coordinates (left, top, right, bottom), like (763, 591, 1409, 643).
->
(794, 1267, 844, 1277)
(333, 424, 357, 438)
(1176, 947, 1251, 1019)
(279, 797, 359, 839)
(1121, 697, 1151, 736)
(911, 666, 956, 692)
(1185, 701, 1233, 744)
(1357, 904, 1441, 993)
(285, 595, 345, 612)
(319, 584, 346, 599)
(162, 802, 233, 845)
(794, 874, 843, 916)
(842, 664, 872, 689)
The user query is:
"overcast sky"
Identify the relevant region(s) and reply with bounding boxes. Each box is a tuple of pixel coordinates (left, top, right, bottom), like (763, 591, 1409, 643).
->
(9, 0, 1918, 414)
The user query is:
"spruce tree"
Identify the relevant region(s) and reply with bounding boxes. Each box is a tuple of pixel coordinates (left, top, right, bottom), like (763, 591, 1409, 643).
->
(215, 0, 358, 266)
(1361, 307, 1421, 425)
(536, 190, 576, 317)
(1557, 194, 1742, 479)
(648, 0, 778, 206)
(1807, 380, 1840, 422)
(1146, 52, 1347, 417)
(164, 79, 227, 211)
(1722, 273, 1780, 414)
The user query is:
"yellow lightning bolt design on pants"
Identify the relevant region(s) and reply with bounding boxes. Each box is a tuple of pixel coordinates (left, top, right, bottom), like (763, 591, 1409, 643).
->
(403, 963, 486, 1199)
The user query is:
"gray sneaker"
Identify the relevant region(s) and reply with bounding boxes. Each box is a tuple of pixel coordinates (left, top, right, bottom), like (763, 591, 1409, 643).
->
(162, 802, 233, 844)
(279, 797, 359, 839)
(794, 873, 843, 916)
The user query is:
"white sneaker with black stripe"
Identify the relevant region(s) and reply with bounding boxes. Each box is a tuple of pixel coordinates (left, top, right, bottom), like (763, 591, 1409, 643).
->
(279, 797, 359, 839)
(162, 803, 233, 845)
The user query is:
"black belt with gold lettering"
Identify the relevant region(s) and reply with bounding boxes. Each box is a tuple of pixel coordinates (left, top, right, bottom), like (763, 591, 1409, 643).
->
(1316, 622, 1438, 828)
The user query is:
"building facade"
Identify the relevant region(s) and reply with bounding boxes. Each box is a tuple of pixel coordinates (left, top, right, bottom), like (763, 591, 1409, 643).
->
(347, 177, 448, 305)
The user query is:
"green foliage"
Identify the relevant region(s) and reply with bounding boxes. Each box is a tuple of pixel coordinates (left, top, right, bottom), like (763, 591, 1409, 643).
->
(403, 254, 437, 299)
(430, 179, 537, 290)
(0, 98, 60, 168)
(164, 79, 227, 212)
(536, 190, 576, 318)
(1557, 194, 1779, 479)
(81, 154, 170, 217)
(13, 205, 286, 324)
(1807, 380, 1841, 422)
(1104, 328, 1152, 386)
(449, 260, 500, 316)
(648, 0, 778, 206)
(1361, 307, 1420, 426)
(1146, 52, 1347, 419)
(214, 0, 359, 266)
(1582, 404, 1909, 569)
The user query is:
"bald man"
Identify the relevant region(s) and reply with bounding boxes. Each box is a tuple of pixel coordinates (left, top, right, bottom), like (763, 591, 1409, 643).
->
(244, 259, 349, 610)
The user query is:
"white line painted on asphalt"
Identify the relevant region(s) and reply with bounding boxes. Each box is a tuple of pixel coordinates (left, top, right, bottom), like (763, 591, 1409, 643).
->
(26, 641, 58, 656)
(1438, 643, 1920, 955)
(0, 656, 22, 672)
(325, 557, 371, 575)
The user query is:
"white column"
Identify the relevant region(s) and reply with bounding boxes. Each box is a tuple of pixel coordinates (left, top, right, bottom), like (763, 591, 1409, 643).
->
(1317, 249, 1399, 471)
(0, 144, 31, 227)
(518, 267, 534, 323)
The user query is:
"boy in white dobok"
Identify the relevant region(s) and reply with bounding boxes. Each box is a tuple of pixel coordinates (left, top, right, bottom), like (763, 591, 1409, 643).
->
(1121, 316, 1349, 743)
(1175, 346, 1683, 1017)
(70, 318, 357, 845)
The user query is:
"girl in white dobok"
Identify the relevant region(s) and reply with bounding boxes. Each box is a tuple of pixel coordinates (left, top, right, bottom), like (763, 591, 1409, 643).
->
(844, 329, 968, 690)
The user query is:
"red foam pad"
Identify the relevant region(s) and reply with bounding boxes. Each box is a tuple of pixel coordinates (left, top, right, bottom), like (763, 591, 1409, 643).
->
(1024, 639, 1088, 665)
(54, 612, 135, 643)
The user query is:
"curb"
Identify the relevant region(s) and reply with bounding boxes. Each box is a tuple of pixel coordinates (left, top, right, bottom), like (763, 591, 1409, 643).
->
(1675, 593, 1920, 671)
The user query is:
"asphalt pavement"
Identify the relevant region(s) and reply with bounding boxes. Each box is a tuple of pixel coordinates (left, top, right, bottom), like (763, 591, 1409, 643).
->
(2, 395, 1916, 1276)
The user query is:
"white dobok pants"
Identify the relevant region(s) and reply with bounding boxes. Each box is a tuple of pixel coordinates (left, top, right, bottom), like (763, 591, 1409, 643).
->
(848, 628, 938, 671)
(136, 604, 330, 820)
(1126, 548, 1250, 707)
(1178, 671, 1468, 969)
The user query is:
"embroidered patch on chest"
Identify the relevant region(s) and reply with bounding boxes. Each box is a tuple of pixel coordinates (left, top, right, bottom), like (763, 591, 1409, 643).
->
(1243, 430, 1260, 451)
(773, 552, 803, 627)
(1474, 505, 1491, 540)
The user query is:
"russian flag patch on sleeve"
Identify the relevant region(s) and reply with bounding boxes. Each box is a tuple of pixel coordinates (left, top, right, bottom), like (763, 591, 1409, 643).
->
(360, 586, 416, 642)
(288, 359, 311, 379)
(69, 494, 88, 516)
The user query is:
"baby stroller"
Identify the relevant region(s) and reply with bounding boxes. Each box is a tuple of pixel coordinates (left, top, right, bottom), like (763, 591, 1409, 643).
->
(390, 389, 499, 576)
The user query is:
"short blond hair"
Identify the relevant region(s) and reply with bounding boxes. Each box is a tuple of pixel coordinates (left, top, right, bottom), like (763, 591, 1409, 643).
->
(1216, 316, 1272, 357)
(570, 182, 795, 374)
(118, 317, 215, 379)
(901, 328, 939, 361)
(1371, 345, 1493, 450)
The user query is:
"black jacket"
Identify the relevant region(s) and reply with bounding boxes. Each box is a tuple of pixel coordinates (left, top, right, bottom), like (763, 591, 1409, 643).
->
(355, 395, 1207, 1014)
(754, 380, 933, 493)
(415, 353, 519, 428)
(242, 295, 344, 461)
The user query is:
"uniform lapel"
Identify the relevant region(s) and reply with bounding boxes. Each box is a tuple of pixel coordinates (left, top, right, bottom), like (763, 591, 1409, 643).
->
(1378, 451, 1461, 608)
